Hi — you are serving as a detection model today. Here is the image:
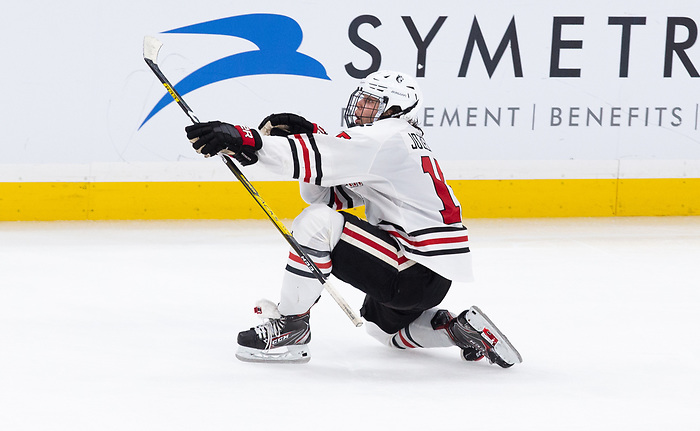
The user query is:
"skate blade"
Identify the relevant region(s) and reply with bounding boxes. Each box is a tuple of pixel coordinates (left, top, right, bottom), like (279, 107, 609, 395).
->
(466, 306, 523, 366)
(235, 345, 311, 364)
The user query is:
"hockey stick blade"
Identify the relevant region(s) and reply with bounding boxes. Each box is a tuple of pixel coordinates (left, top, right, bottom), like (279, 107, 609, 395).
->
(141, 36, 362, 327)
(143, 36, 162, 63)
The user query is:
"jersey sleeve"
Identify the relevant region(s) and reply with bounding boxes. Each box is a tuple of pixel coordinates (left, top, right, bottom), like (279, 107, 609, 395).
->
(255, 131, 380, 186)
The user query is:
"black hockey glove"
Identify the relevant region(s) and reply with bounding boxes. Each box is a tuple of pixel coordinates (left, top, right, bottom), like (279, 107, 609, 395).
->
(258, 113, 327, 136)
(186, 121, 263, 166)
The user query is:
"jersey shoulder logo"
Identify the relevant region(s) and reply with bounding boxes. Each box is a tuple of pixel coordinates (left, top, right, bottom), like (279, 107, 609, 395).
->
(141, 14, 330, 128)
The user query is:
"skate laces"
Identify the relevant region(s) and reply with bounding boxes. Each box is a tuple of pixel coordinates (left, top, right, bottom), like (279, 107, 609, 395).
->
(254, 318, 285, 350)
(250, 299, 285, 349)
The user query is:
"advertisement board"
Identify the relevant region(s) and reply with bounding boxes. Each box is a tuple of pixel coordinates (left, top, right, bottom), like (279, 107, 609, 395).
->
(1, 1, 699, 218)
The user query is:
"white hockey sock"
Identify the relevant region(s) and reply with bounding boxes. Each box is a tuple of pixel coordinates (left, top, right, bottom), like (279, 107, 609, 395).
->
(278, 272, 325, 315)
(366, 308, 455, 349)
(278, 205, 344, 316)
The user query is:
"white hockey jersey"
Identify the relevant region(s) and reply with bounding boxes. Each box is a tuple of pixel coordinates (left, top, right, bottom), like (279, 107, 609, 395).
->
(255, 118, 473, 282)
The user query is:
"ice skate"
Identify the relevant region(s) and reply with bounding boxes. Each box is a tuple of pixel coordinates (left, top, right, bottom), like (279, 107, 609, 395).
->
(447, 306, 522, 368)
(430, 309, 484, 361)
(235, 302, 311, 364)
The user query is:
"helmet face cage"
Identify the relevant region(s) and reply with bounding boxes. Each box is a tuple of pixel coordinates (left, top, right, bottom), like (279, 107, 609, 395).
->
(344, 70, 422, 128)
(344, 89, 388, 128)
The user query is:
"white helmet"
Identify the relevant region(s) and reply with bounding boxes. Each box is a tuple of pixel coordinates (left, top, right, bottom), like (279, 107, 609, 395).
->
(344, 70, 422, 127)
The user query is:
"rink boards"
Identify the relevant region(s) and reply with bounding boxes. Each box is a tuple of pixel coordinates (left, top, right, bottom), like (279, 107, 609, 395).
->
(1, 177, 698, 221)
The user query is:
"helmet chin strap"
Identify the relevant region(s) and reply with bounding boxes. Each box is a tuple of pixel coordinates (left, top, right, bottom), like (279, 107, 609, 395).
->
(382, 100, 419, 120)
(398, 100, 419, 118)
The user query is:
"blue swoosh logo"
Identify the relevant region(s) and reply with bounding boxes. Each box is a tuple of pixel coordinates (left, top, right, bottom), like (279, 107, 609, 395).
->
(140, 14, 330, 128)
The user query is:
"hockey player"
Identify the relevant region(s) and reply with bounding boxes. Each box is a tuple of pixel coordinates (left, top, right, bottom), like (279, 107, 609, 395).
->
(185, 70, 522, 367)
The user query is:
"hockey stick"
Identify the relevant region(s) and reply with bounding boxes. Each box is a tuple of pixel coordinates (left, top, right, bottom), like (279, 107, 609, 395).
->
(143, 36, 363, 327)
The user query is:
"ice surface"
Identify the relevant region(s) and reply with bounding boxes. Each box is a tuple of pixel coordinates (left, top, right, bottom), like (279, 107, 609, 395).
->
(1, 217, 699, 430)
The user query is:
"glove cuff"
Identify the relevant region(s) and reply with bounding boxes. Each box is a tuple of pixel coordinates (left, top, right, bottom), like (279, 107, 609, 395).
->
(234, 125, 263, 150)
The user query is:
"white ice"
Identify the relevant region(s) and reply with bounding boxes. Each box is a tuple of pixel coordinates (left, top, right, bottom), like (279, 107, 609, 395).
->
(1, 217, 699, 430)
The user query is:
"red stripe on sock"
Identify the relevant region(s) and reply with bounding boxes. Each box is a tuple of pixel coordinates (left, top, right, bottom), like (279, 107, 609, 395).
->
(398, 330, 416, 348)
(288, 252, 332, 269)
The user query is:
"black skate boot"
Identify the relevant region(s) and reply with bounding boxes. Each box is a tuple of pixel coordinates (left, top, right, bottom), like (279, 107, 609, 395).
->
(441, 306, 522, 368)
(236, 309, 311, 364)
(431, 309, 485, 362)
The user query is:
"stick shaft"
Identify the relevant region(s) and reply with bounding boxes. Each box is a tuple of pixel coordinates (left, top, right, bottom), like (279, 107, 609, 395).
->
(219, 156, 362, 326)
(144, 58, 199, 124)
(143, 39, 362, 326)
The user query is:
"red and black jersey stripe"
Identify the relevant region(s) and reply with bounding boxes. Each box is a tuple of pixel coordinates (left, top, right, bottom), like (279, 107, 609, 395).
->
(378, 221, 470, 257)
(287, 133, 323, 186)
(328, 186, 355, 210)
